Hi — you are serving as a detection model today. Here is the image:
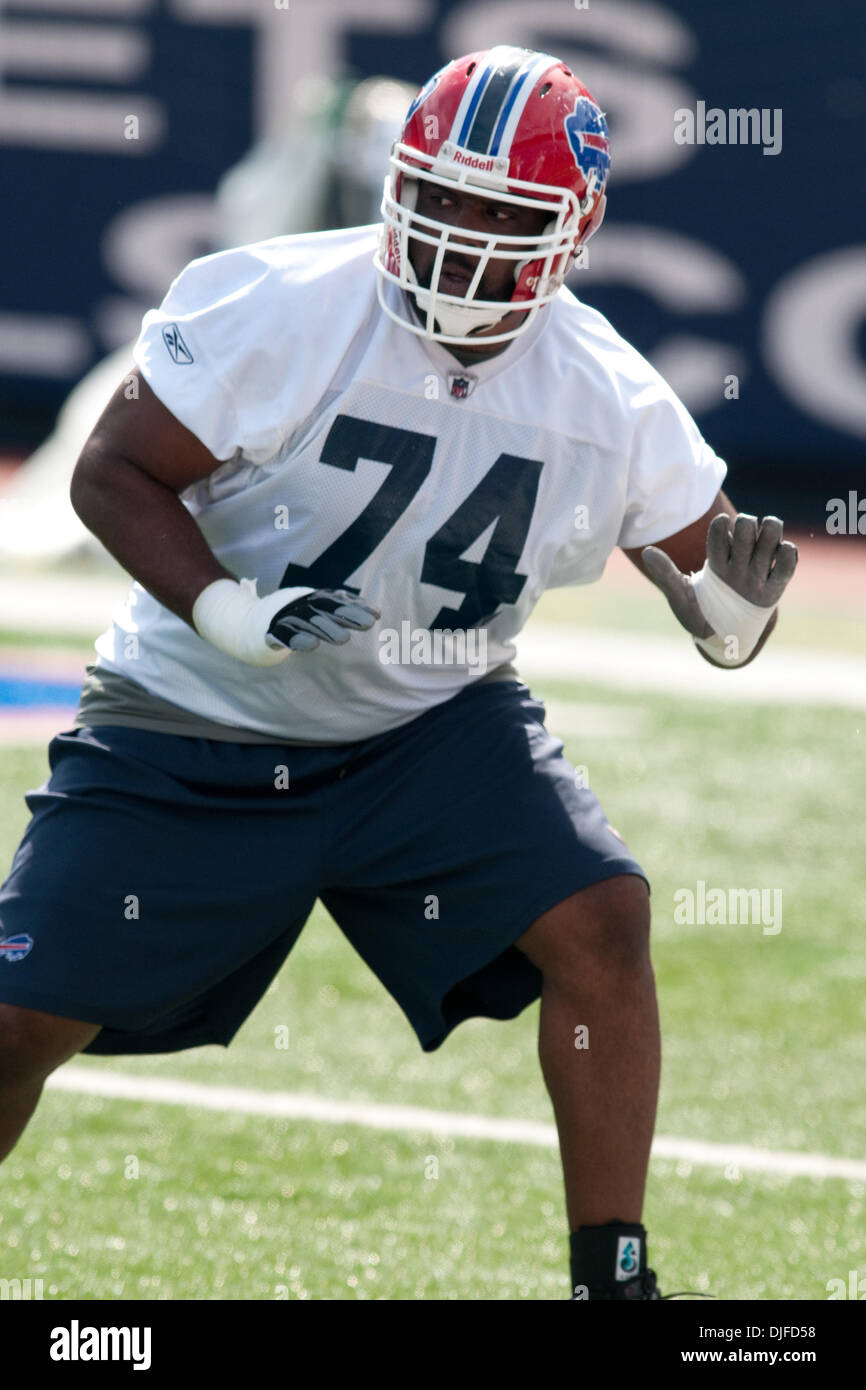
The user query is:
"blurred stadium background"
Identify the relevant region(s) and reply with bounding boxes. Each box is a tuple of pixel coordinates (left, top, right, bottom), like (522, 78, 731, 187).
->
(0, 0, 864, 1300)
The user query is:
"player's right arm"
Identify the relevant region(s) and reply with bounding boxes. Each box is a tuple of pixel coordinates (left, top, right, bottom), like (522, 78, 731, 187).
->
(71, 368, 379, 665)
(71, 369, 237, 627)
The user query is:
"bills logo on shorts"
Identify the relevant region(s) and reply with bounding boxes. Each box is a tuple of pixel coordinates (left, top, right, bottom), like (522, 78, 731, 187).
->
(0, 933, 34, 962)
(564, 96, 611, 197)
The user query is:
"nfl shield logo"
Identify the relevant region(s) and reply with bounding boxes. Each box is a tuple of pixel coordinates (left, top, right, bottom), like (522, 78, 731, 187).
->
(448, 374, 475, 399)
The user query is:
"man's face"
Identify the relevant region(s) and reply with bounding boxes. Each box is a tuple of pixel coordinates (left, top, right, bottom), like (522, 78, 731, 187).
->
(407, 180, 549, 350)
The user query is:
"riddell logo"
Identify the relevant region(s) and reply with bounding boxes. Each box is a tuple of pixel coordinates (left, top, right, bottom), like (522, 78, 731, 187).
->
(451, 149, 495, 171)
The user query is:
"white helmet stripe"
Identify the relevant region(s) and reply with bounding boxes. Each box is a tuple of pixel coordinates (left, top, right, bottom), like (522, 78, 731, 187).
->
(492, 51, 560, 157)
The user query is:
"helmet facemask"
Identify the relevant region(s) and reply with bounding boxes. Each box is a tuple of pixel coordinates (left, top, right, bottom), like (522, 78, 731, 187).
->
(375, 142, 594, 346)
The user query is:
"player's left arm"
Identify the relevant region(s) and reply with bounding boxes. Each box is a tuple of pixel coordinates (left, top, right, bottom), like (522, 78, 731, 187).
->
(622, 488, 798, 669)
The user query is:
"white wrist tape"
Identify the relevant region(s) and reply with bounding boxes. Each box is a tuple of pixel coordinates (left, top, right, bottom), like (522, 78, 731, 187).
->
(690, 563, 775, 666)
(192, 577, 313, 667)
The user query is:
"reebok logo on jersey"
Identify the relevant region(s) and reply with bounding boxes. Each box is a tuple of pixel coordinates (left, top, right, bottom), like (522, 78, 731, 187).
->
(616, 1236, 640, 1280)
(0, 933, 33, 962)
(162, 323, 194, 365)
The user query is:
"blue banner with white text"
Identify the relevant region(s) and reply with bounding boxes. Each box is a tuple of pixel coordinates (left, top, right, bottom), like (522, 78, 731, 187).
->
(1, 0, 863, 516)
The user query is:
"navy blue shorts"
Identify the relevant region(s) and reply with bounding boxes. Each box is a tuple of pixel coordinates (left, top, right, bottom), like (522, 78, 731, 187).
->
(0, 679, 647, 1055)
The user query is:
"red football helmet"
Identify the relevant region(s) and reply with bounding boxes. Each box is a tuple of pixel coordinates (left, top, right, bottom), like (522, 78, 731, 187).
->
(375, 45, 611, 345)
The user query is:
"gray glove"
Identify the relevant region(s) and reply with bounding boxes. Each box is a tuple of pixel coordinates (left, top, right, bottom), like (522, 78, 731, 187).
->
(641, 514, 799, 640)
(266, 588, 380, 653)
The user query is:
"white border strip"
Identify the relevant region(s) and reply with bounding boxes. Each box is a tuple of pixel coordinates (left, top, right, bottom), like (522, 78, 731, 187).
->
(47, 1066, 866, 1182)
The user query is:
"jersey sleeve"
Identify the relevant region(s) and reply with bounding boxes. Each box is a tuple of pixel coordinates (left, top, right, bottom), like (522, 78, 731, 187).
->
(132, 246, 286, 462)
(616, 381, 728, 550)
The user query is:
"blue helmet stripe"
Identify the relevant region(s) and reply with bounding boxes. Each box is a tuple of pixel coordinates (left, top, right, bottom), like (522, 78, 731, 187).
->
(488, 65, 534, 155)
(456, 62, 495, 147)
(463, 61, 523, 153)
(490, 51, 561, 158)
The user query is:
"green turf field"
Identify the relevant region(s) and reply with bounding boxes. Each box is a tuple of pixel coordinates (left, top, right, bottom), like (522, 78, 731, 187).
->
(0, 615, 863, 1300)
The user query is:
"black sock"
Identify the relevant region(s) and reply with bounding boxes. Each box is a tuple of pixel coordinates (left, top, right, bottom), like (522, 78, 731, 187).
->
(570, 1220, 647, 1296)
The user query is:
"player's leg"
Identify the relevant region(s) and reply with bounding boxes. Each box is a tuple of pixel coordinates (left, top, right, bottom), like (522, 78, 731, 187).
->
(512, 874, 660, 1231)
(0, 1003, 101, 1162)
(317, 675, 662, 1297)
(0, 724, 326, 1098)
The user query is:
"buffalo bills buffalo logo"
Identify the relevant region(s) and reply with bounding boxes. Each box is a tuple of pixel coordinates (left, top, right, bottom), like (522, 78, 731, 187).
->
(0, 933, 34, 962)
(404, 70, 442, 126)
(564, 97, 611, 195)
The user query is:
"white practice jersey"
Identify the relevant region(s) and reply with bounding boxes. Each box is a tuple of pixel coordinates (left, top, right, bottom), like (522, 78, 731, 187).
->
(92, 224, 726, 743)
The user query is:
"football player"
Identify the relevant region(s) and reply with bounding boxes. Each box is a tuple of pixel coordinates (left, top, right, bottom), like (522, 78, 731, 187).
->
(0, 46, 796, 1300)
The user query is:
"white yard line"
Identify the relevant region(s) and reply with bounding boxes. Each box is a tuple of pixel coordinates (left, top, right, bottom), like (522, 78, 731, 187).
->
(47, 1065, 866, 1182)
(0, 567, 129, 635)
(517, 627, 866, 709)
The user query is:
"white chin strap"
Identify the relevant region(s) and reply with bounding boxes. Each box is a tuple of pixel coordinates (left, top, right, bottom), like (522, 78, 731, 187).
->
(404, 265, 512, 338)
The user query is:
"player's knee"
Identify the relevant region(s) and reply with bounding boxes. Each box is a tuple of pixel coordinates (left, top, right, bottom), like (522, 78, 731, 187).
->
(0, 1004, 100, 1088)
(576, 874, 651, 974)
(516, 873, 651, 977)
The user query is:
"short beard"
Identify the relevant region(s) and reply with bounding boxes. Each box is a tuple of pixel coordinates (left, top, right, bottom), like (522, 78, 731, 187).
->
(411, 255, 513, 303)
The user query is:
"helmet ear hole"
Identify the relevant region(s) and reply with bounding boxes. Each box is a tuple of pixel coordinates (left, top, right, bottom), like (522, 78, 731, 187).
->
(580, 191, 606, 247)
